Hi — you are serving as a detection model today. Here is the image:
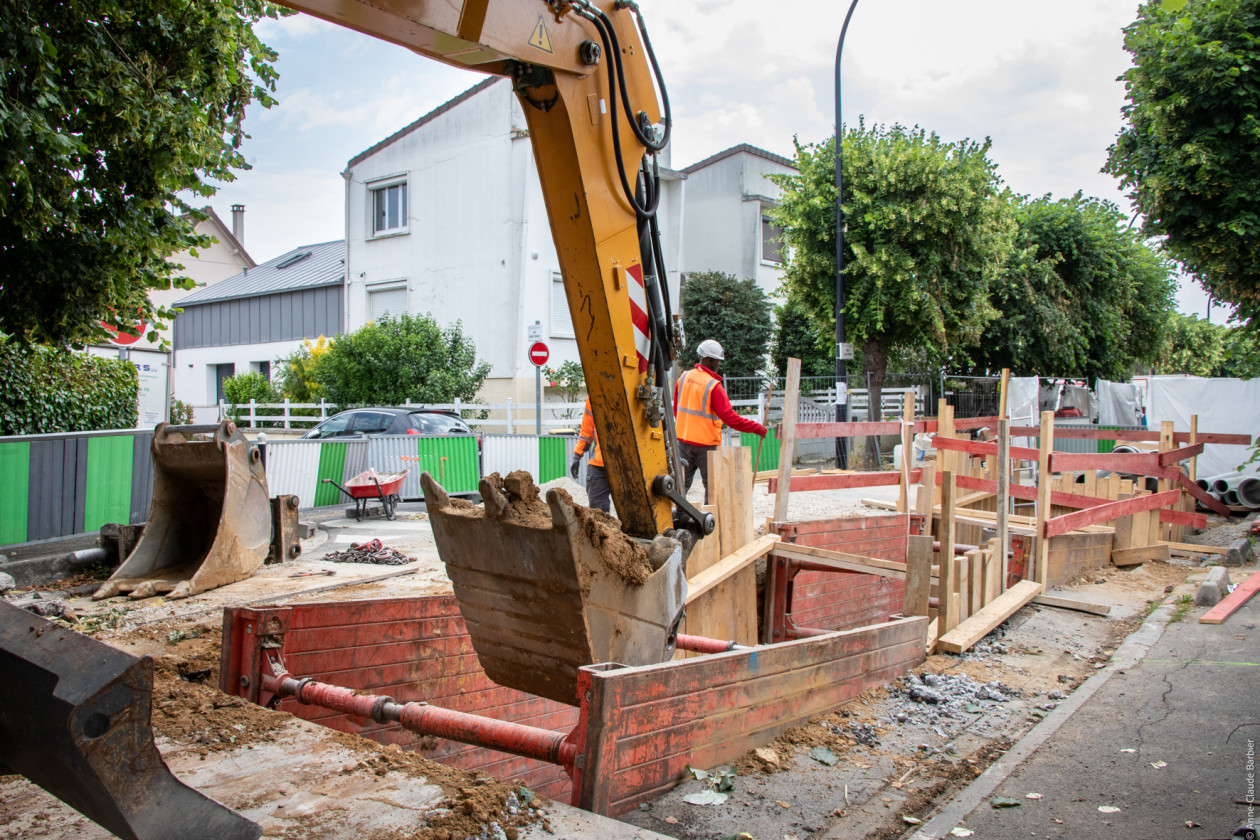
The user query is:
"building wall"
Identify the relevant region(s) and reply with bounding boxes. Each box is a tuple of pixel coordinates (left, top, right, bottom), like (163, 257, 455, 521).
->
(154, 214, 252, 347)
(173, 339, 309, 407)
(681, 151, 793, 301)
(345, 78, 683, 396)
(174, 286, 343, 351)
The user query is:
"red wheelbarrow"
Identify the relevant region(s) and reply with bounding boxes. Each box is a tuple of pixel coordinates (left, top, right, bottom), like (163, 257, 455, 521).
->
(322, 468, 408, 521)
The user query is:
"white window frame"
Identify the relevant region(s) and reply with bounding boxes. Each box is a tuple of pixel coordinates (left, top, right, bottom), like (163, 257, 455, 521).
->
(366, 173, 409, 239)
(760, 209, 785, 266)
(551, 271, 575, 339)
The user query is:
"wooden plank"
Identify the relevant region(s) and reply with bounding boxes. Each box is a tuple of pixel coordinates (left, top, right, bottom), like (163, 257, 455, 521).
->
(686, 535, 780, 605)
(1035, 411, 1053, 585)
(769, 470, 916, 492)
(940, 472, 958, 632)
(1111, 543, 1170, 567)
(1044, 489, 1181, 538)
(772, 358, 800, 523)
(1159, 508, 1208, 528)
(998, 368, 1010, 419)
(934, 436, 1041, 462)
(924, 617, 939, 655)
(678, 503, 721, 658)
(905, 535, 934, 617)
(916, 463, 936, 534)
(952, 472, 1117, 510)
(955, 556, 969, 622)
(771, 543, 915, 579)
(996, 418, 1010, 587)
(795, 420, 908, 438)
(967, 549, 983, 615)
(1157, 443, 1204, 467)
(937, 580, 1043, 654)
(1112, 492, 1134, 551)
(1161, 541, 1229, 556)
(984, 539, 1001, 605)
(1200, 568, 1260, 624)
(1031, 595, 1111, 616)
(1009, 427, 1251, 446)
(1158, 421, 1175, 542)
(899, 392, 915, 513)
(1177, 471, 1232, 517)
(1049, 450, 1165, 476)
(953, 415, 1002, 431)
(717, 446, 758, 645)
(1130, 490, 1152, 549)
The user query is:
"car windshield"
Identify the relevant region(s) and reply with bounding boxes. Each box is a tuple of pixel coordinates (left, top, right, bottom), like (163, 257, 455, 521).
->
(410, 414, 467, 434)
(309, 414, 352, 439)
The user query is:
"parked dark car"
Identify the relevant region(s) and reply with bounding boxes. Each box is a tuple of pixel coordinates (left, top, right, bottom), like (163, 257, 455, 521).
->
(302, 408, 475, 440)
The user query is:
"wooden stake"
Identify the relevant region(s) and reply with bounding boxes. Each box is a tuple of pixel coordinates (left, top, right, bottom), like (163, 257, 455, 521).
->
(905, 535, 934, 617)
(1159, 420, 1175, 541)
(1034, 410, 1054, 589)
(998, 367, 1010, 419)
(899, 390, 916, 512)
(996, 417, 1010, 587)
(773, 358, 801, 524)
(940, 471, 958, 632)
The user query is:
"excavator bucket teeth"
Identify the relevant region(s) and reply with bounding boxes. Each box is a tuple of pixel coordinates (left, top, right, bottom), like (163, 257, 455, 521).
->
(0, 600, 261, 840)
(95, 421, 272, 601)
(422, 471, 686, 706)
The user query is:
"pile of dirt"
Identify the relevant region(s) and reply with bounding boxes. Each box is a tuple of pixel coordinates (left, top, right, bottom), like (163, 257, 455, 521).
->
(481, 471, 655, 585)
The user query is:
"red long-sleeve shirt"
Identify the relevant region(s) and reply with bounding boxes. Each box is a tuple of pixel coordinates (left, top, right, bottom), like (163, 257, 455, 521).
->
(673, 364, 766, 440)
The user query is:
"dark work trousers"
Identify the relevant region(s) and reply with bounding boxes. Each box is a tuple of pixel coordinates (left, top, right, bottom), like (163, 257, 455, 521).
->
(586, 464, 611, 513)
(678, 441, 716, 504)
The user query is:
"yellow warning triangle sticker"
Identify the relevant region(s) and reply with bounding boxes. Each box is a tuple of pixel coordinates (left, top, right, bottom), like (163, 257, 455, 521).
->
(528, 16, 553, 54)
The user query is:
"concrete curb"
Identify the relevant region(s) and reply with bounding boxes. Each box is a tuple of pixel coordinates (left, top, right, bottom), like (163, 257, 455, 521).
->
(908, 599, 1178, 840)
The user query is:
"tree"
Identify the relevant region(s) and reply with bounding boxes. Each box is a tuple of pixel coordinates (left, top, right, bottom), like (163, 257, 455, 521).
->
(0, 343, 137, 434)
(0, 0, 286, 345)
(542, 360, 584, 420)
(222, 371, 280, 426)
(312, 314, 491, 407)
(1105, 0, 1260, 325)
(973, 194, 1176, 379)
(1157, 312, 1226, 376)
(771, 123, 1015, 416)
(770, 293, 835, 377)
(275, 336, 330, 403)
(679, 271, 773, 379)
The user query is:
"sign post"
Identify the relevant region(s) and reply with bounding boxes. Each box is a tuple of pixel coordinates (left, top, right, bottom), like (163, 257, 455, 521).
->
(528, 341, 550, 436)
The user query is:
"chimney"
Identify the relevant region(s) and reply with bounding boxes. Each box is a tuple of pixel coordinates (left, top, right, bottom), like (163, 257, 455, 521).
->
(231, 204, 245, 246)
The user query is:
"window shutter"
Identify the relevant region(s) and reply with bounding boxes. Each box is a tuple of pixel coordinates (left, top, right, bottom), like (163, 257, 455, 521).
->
(369, 286, 408, 321)
(551, 272, 575, 338)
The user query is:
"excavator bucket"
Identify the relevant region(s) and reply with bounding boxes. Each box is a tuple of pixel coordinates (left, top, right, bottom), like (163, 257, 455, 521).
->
(95, 421, 272, 601)
(422, 471, 686, 706)
(0, 600, 260, 840)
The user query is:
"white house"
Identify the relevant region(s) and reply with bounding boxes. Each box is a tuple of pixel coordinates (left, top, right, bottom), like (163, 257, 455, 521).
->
(342, 77, 686, 406)
(171, 240, 345, 406)
(679, 144, 795, 300)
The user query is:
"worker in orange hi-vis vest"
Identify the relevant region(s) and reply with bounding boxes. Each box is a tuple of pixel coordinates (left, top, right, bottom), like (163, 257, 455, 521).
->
(673, 339, 767, 504)
(568, 398, 610, 513)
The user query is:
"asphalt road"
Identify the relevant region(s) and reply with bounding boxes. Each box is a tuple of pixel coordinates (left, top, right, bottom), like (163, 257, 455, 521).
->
(945, 584, 1260, 840)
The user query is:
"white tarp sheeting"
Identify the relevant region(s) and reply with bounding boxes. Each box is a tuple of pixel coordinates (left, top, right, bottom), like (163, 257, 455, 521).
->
(1146, 376, 1260, 478)
(1096, 379, 1144, 427)
(1006, 376, 1039, 424)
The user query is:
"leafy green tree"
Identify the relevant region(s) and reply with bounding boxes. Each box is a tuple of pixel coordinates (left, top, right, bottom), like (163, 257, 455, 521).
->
(973, 194, 1175, 379)
(313, 314, 490, 407)
(542, 360, 584, 420)
(1219, 324, 1260, 378)
(679, 271, 774, 378)
(222, 371, 280, 426)
(1157, 312, 1226, 376)
(770, 293, 836, 377)
(275, 336, 329, 403)
(1104, 0, 1260, 325)
(0, 343, 137, 434)
(770, 123, 1015, 414)
(0, 0, 287, 345)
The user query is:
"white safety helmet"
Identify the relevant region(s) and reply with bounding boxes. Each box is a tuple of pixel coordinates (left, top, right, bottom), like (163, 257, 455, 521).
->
(696, 339, 725, 361)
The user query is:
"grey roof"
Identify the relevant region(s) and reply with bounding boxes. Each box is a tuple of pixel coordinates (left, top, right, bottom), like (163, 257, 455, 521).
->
(177, 240, 345, 306)
(681, 143, 796, 175)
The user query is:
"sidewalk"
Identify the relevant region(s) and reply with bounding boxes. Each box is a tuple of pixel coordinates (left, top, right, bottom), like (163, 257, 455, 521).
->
(914, 575, 1259, 839)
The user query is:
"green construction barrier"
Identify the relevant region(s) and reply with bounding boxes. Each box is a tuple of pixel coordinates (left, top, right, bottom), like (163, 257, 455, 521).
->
(0, 441, 30, 545)
(414, 436, 479, 494)
(84, 435, 133, 532)
(739, 427, 780, 473)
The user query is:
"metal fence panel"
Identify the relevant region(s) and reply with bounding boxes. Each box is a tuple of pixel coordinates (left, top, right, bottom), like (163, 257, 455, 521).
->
(366, 436, 478, 499)
(264, 440, 324, 504)
(482, 435, 540, 484)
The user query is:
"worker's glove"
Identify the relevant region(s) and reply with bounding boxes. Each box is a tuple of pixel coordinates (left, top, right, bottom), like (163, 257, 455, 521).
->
(569, 453, 582, 480)
(754, 422, 768, 439)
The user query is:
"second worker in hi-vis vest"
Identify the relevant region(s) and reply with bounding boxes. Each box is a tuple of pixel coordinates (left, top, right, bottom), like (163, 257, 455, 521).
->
(673, 339, 768, 504)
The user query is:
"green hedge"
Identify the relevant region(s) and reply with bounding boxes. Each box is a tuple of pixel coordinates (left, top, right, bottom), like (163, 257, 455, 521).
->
(0, 344, 139, 435)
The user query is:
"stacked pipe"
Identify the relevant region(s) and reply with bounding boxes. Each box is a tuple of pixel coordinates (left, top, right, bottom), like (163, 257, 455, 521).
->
(1201, 473, 1260, 510)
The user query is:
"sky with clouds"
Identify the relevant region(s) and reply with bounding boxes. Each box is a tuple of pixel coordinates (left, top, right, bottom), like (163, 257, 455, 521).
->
(209, 0, 1219, 319)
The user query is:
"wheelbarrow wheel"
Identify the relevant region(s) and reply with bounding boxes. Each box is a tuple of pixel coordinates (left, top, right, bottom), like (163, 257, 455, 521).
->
(383, 493, 399, 521)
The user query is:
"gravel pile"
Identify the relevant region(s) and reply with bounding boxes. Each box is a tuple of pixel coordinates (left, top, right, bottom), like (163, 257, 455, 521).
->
(887, 672, 1021, 727)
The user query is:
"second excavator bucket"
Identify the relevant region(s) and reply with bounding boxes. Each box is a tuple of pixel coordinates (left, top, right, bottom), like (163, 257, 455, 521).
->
(94, 421, 272, 601)
(422, 471, 686, 706)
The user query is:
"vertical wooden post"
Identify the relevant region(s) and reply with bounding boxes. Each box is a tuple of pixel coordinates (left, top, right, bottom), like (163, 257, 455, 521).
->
(998, 367, 1010, 419)
(984, 537, 1002, 603)
(898, 391, 916, 512)
(773, 358, 801, 524)
(967, 549, 983, 615)
(905, 535, 934, 617)
(916, 463, 937, 537)
(1159, 420, 1175, 541)
(996, 417, 1010, 589)
(1034, 410, 1054, 589)
(940, 471, 958, 632)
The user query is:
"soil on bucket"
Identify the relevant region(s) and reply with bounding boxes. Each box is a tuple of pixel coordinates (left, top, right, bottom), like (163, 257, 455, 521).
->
(476, 471, 654, 585)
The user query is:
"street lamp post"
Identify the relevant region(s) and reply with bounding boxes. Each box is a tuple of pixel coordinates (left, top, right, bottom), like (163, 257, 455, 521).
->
(834, 0, 860, 469)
